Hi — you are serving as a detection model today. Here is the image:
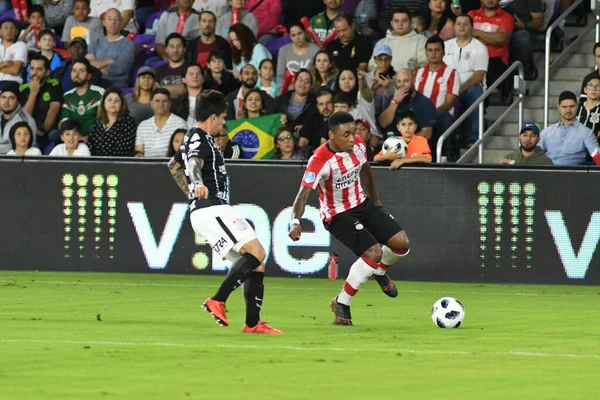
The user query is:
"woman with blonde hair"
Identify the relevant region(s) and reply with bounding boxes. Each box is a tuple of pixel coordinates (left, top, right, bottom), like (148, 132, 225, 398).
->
(88, 88, 136, 156)
(126, 67, 158, 125)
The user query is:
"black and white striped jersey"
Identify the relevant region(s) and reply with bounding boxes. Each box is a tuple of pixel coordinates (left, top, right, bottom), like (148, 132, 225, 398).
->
(175, 127, 229, 211)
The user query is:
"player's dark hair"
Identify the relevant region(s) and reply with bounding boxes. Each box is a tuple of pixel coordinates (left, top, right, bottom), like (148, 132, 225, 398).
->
(60, 118, 82, 134)
(29, 53, 51, 71)
(165, 32, 186, 48)
(8, 121, 34, 150)
(195, 90, 228, 122)
(151, 87, 171, 100)
(396, 109, 418, 125)
(328, 111, 355, 131)
(425, 35, 445, 51)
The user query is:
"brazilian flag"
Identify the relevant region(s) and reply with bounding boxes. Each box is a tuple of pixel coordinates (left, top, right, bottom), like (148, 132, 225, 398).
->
(225, 114, 283, 159)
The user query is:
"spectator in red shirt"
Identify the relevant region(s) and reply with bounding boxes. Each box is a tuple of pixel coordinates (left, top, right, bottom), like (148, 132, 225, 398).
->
(186, 10, 233, 70)
(468, 0, 514, 101)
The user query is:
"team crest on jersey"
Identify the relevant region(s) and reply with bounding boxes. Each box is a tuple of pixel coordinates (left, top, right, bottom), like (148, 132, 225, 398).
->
(303, 171, 316, 183)
(591, 112, 600, 124)
(233, 217, 248, 231)
(190, 133, 200, 142)
(189, 141, 200, 150)
(354, 146, 365, 161)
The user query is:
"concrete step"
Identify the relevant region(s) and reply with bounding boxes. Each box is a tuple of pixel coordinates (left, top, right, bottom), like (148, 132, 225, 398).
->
(485, 135, 518, 150)
(484, 149, 511, 164)
(559, 53, 595, 68)
(529, 80, 582, 96)
(549, 66, 592, 80)
(523, 95, 559, 109)
(486, 107, 560, 125)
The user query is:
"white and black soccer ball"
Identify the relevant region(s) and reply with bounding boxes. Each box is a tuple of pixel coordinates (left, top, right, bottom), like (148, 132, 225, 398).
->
(431, 297, 465, 328)
(382, 136, 407, 158)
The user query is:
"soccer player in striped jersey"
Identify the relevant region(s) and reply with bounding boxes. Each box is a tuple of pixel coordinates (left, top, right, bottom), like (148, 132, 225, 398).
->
(167, 90, 283, 334)
(288, 111, 411, 326)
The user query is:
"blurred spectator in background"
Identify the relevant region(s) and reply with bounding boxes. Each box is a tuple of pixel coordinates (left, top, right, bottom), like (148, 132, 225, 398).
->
(53, 37, 102, 92)
(327, 15, 372, 72)
(28, 29, 65, 80)
(274, 126, 307, 160)
(87, 88, 136, 156)
(126, 66, 158, 125)
(0, 18, 27, 84)
(369, 7, 427, 73)
(310, 0, 362, 44)
(229, 23, 271, 73)
(44, 0, 75, 34)
(427, 0, 455, 40)
(241, 88, 267, 118)
(89, 0, 137, 33)
(0, 82, 37, 154)
(379, 68, 437, 142)
(216, 0, 259, 38)
(203, 50, 240, 94)
(468, 0, 513, 102)
(187, 11, 232, 69)
(281, 0, 324, 27)
(411, 11, 430, 36)
(500, 123, 553, 165)
(577, 74, 600, 139)
(540, 91, 600, 166)
(193, 0, 230, 18)
(501, 0, 543, 81)
(60, 58, 105, 139)
(257, 59, 280, 98)
(246, 0, 282, 43)
(156, 33, 189, 98)
(443, 14, 488, 146)
(276, 22, 320, 86)
(18, 5, 49, 53)
(49, 118, 91, 156)
(171, 64, 205, 127)
(355, 117, 378, 160)
(580, 42, 600, 100)
(6, 122, 41, 156)
(155, 0, 200, 61)
(214, 125, 243, 158)
(333, 68, 379, 137)
(379, 0, 429, 33)
(167, 128, 187, 157)
(311, 50, 338, 91)
(135, 88, 187, 157)
(366, 44, 395, 121)
(449, 0, 482, 16)
(19, 54, 63, 151)
(87, 9, 136, 88)
(226, 64, 267, 119)
(268, 69, 316, 132)
(61, 0, 104, 48)
(299, 88, 333, 150)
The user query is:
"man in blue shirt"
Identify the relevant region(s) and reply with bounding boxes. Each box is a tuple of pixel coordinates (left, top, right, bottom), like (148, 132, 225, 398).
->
(540, 91, 600, 166)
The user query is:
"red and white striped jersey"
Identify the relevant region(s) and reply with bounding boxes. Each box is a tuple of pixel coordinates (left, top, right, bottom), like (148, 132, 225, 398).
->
(414, 63, 460, 115)
(301, 135, 368, 222)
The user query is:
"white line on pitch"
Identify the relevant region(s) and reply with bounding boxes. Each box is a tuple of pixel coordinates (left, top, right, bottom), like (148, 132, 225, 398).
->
(0, 339, 598, 359)
(0, 279, 597, 298)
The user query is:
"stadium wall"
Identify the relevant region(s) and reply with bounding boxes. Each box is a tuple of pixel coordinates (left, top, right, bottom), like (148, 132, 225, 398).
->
(1, 157, 599, 285)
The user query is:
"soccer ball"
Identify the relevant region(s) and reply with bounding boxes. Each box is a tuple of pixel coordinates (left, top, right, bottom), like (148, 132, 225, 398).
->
(431, 297, 465, 328)
(382, 136, 407, 158)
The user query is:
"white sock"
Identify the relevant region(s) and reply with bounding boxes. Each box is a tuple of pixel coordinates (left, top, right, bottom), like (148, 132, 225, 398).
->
(378, 245, 410, 271)
(337, 257, 377, 306)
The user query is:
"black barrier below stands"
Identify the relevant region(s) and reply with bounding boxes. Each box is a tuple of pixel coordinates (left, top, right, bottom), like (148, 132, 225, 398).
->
(1, 158, 599, 285)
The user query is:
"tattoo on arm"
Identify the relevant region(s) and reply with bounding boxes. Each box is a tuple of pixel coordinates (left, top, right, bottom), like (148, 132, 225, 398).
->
(291, 186, 313, 220)
(168, 157, 189, 196)
(360, 163, 380, 203)
(187, 157, 205, 186)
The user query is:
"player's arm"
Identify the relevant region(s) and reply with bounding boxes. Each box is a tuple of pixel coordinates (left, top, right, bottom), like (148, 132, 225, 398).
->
(360, 162, 381, 206)
(167, 156, 189, 196)
(187, 156, 209, 199)
(288, 186, 313, 241)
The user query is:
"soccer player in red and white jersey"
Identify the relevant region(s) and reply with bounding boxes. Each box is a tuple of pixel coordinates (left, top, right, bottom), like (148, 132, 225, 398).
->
(288, 111, 411, 326)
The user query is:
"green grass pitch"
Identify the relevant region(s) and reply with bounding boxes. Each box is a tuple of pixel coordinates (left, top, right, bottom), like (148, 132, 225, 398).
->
(1, 271, 599, 400)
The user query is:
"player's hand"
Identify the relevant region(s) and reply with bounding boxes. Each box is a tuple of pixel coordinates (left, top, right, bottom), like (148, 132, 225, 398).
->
(390, 159, 405, 170)
(194, 184, 209, 199)
(288, 222, 302, 241)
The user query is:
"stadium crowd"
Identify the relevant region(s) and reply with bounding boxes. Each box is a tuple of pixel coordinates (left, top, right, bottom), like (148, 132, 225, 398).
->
(0, 0, 597, 166)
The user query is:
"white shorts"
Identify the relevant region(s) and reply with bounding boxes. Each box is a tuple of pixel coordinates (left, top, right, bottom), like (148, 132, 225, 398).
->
(190, 204, 257, 262)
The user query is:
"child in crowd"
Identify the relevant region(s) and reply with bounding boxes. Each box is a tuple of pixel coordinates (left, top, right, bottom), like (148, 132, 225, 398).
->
(411, 12, 431, 37)
(256, 59, 280, 98)
(49, 119, 91, 156)
(374, 109, 432, 169)
(18, 5, 49, 53)
(26, 29, 64, 81)
(167, 128, 187, 157)
(61, 0, 104, 49)
(203, 50, 240, 95)
(7, 122, 42, 156)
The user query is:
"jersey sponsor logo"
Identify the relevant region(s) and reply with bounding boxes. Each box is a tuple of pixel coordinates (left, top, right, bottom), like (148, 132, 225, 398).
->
(334, 168, 360, 190)
(212, 237, 229, 255)
(355, 222, 364, 231)
(303, 171, 316, 183)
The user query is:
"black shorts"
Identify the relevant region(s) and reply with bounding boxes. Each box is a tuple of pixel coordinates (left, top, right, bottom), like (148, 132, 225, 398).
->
(324, 198, 404, 256)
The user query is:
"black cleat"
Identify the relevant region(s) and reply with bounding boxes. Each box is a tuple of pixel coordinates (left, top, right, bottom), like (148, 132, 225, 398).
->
(330, 297, 352, 326)
(373, 274, 398, 298)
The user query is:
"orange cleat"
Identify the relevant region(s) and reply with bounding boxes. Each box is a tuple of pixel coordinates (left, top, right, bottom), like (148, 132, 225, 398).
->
(242, 321, 284, 334)
(203, 298, 229, 326)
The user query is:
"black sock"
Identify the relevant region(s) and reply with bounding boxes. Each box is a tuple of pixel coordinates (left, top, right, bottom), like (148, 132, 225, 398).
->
(212, 253, 260, 302)
(244, 271, 264, 327)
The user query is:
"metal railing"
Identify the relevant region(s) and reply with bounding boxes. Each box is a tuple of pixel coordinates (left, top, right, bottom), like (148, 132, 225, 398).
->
(436, 61, 525, 163)
(544, 0, 600, 128)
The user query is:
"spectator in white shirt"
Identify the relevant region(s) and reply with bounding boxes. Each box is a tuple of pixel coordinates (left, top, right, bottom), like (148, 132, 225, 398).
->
(0, 18, 28, 84)
(49, 118, 91, 156)
(442, 14, 488, 145)
(6, 122, 42, 156)
(135, 88, 188, 157)
(89, 0, 137, 33)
